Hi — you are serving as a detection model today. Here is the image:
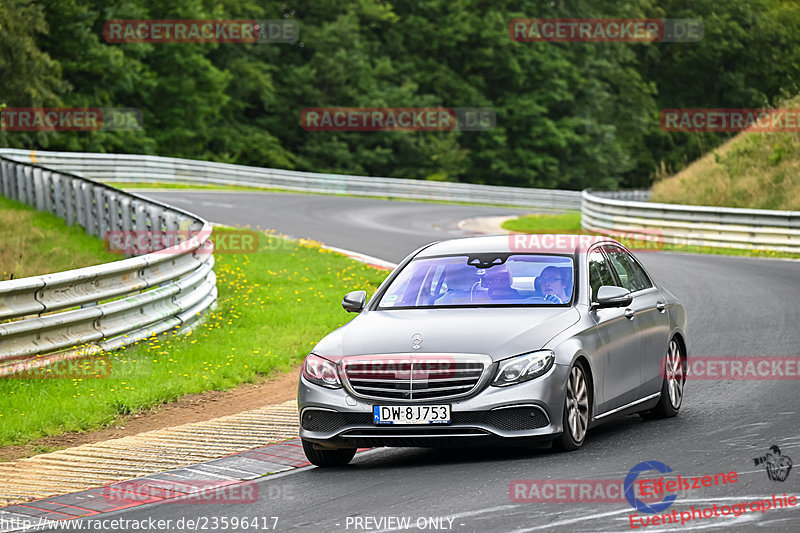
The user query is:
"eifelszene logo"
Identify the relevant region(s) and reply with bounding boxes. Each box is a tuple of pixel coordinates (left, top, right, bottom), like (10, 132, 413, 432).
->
(753, 445, 793, 482)
(625, 461, 676, 514)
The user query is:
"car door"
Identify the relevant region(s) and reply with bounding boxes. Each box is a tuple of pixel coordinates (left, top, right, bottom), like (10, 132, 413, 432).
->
(602, 244, 671, 399)
(587, 246, 643, 413)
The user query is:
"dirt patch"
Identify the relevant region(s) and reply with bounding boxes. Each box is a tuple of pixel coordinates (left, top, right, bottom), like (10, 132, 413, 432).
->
(0, 368, 300, 462)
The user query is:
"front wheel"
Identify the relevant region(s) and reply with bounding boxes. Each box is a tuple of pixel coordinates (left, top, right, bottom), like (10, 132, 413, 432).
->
(301, 439, 356, 467)
(643, 338, 686, 419)
(553, 363, 590, 452)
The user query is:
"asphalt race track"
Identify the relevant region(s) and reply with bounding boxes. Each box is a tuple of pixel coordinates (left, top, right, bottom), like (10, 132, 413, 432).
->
(45, 191, 800, 532)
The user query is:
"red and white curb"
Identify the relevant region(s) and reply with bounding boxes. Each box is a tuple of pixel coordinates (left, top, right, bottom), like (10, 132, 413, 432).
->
(0, 439, 370, 532)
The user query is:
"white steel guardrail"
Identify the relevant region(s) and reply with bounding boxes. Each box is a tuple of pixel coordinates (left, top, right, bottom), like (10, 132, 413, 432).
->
(582, 190, 800, 253)
(0, 149, 582, 211)
(0, 156, 217, 376)
(0, 147, 795, 378)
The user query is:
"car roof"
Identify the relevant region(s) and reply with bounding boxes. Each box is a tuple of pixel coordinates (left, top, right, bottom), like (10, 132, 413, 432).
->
(415, 234, 621, 258)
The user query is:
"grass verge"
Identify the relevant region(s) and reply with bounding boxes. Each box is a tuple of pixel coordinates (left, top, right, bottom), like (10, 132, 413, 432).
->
(650, 97, 800, 210)
(107, 181, 532, 210)
(501, 213, 800, 260)
(0, 229, 389, 447)
(107, 181, 272, 191)
(0, 196, 120, 281)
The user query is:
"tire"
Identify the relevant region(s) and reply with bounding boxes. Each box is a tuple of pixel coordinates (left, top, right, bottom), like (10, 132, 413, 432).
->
(642, 338, 686, 419)
(301, 439, 357, 467)
(553, 362, 590, 452)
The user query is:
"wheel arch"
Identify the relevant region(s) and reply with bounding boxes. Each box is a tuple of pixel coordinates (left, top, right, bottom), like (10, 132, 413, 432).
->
(570, 352, 595, 421)
(670, 329, 688, 359)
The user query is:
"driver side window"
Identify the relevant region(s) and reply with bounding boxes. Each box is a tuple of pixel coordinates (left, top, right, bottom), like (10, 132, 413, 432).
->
(588, 249, 616, 302)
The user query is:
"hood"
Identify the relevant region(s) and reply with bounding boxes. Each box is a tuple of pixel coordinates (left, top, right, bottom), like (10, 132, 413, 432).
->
(313, 307, 581, 362)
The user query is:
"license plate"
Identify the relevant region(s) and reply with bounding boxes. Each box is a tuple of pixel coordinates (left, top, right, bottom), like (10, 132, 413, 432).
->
(373, 405, 451, 424)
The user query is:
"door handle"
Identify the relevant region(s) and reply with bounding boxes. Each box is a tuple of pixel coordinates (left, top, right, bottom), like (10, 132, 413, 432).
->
(656, 301, 666, 313)
(625, 308, 636, 320)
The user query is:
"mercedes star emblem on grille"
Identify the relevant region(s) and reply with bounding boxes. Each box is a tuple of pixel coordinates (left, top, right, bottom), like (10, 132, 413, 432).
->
(411, 333, 423, 349)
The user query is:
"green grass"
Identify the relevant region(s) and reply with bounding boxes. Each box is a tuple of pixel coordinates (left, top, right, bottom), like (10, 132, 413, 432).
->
(650, 97, 800, 210)
(0, 229, 389, 446)
(107, 181, 273, 191)
(501, 213, 800, 260)
(501, 212, 582, 233)
(0, 196, 120, 281)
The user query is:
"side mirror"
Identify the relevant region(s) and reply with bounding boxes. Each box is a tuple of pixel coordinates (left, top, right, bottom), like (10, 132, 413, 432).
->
(342, 290, 367, 313)
(593, 286, 633, 309)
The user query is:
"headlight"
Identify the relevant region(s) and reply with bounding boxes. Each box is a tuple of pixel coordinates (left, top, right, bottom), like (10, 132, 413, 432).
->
(492, 350, 555, 387)
(301, 354, 342, 389)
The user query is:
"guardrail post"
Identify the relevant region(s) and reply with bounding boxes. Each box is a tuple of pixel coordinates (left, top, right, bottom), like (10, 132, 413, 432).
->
(92, 187, 108, 239)
(41, 170, 54, 214)
(76, 182, 91, 231)
(118, 196, 132, 233)
(0, 161, 10, 198)
(32, 167, 46, 211)
(24, 165, 36, 207)
(117, 196, 133, 257)
(64, 178, 76, 226)
(13, 163, 25, 202)
(52, 173, 66, 219)
(106, 190, 120, 235)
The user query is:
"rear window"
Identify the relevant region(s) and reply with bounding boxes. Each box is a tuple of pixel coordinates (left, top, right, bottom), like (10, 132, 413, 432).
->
(377, 254, 574, 308)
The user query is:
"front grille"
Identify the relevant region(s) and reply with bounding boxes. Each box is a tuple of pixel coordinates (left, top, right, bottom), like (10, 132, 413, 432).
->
(342, 355, 487, 401)
(301, 407, 550, 434)
(338, 427, 490, 446)
(339, 427, 489, 437)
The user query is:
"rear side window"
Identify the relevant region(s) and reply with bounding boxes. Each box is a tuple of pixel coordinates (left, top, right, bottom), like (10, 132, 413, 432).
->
(588, 250, 617, 301)
(602, 245, 652, 293)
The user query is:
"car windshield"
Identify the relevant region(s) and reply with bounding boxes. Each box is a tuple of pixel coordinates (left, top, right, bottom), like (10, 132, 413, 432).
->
(377, 254, 574, 308)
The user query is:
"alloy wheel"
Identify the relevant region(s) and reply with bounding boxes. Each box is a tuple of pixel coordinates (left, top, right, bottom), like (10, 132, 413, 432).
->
(566, 365, 589, 442)
(665, 339, 684, 409)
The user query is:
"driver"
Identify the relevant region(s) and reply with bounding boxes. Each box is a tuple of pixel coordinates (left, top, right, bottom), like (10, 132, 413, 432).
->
(538, 266, 569, 303)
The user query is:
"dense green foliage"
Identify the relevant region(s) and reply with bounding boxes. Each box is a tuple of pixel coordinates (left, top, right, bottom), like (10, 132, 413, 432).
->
(1, 0, 799, 190)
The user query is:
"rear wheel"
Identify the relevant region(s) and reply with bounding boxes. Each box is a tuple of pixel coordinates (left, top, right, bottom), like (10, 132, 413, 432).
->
(301, 439, 357, 467)
(642, 338, 686, 419)
(553, 362, 590, 452)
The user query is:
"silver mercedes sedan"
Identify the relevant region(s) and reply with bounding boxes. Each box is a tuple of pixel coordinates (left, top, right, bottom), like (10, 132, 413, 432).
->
(298, 235, 688, 466)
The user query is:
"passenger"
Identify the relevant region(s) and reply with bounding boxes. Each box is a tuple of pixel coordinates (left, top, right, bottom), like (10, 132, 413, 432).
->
(435, 263, 478, 305)
(484, 265, 520, 301)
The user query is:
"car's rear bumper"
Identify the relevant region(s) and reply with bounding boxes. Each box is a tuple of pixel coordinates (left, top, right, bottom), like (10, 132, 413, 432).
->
(298, 363, 569, 449)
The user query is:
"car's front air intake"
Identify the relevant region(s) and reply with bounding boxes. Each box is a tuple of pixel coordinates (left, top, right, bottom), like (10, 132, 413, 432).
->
(341, 354, 488, 401)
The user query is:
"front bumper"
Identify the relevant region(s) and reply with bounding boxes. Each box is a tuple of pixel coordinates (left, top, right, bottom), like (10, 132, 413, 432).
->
(298, 363, 570, 449)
